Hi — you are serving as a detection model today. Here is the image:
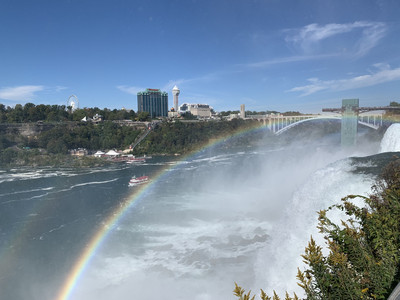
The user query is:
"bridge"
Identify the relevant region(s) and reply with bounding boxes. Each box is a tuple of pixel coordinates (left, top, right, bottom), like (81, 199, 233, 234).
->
(247, 114, 341, 135)
(246, 111, 381, 135)
(247, 99, 399, 146)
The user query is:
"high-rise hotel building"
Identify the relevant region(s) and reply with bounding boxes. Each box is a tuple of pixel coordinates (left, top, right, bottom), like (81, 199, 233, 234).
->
(137, 88, 168, 117)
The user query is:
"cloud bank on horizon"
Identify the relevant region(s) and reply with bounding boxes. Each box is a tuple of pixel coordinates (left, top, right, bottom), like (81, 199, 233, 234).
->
(0, 0, 399, 112)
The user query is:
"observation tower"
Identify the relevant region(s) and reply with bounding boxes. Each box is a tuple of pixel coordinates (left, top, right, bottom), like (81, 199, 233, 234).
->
(172, 85, 180, 112)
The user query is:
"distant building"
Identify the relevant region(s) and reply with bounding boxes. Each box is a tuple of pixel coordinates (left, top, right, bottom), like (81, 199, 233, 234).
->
(137, 88, 168, 118)
(179, 103, 212, 118)
(70, 148, 88, 156)
(240, 104, 245, 119)
(168, 107, 179, 118)
(80, 113, 103, 123)
(92, 113, 103, 123)
(172, 85, 180, 112)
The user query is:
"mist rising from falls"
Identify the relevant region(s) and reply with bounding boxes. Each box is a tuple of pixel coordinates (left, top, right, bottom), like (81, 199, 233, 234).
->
(254, 159, 374, 296)
(380, 123, 400, 153)
(68, 124, 394, 300)
(255, 123, 400, 296)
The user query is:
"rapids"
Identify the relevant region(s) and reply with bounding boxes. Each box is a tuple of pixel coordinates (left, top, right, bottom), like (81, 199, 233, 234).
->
(0, 122, 399, 300)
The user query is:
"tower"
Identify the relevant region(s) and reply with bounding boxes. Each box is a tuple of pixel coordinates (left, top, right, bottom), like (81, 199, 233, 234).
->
(341, 99, 359, 147)
(240, 104, 245, 119)
(172, 85, 180, 112)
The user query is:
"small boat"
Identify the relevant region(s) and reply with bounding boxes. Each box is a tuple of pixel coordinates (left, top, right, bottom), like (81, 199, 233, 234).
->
(129, 175, 150, 186)
(126, 156, 146, 164)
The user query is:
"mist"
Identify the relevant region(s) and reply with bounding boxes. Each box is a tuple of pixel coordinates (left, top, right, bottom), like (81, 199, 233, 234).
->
(65, 122, 385, 300)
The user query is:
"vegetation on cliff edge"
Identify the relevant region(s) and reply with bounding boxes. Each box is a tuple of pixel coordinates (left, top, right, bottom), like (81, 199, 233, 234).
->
(0, 119, 266, 167)
(235, 158, 400, 299)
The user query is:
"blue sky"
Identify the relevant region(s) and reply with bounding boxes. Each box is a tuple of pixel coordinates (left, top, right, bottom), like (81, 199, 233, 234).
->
(0, 0, 399, 113)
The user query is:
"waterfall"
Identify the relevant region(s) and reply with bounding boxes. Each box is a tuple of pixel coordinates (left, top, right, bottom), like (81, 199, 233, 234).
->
(380, 123, 400, 153)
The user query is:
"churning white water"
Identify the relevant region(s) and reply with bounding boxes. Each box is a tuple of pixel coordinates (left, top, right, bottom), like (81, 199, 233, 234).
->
(256, 124, 400, 296)
(70, 125, 399, 300)
(254, 159, 374, 296)
(380, 123, 400, 153)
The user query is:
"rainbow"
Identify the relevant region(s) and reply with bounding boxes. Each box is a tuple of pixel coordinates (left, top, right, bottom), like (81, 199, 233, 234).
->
(55, 121, 267, 300)
(54, 116, 399, 299)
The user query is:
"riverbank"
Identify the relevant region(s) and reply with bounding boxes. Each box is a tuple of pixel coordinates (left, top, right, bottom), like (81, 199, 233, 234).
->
(0, 149, 115, 168)
(0, 119, 267, 168)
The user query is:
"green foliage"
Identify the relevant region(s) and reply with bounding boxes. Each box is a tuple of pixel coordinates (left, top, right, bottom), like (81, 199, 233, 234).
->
(282, 111, 302, 116)
(181, 112, 197, 120)
(133, 119, 261, 155)
(0, 103, 137, 123)
(235, 159, 400, 300)
(0, 116, 262, 166)
(0, 148, 17, 165)
(219, 110, 240, 117)
(136, 111, 150, 121)
(34, 122, 142, 154)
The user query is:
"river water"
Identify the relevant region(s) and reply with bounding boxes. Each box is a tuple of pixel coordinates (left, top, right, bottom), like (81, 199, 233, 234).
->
(0, 122, 398, 300)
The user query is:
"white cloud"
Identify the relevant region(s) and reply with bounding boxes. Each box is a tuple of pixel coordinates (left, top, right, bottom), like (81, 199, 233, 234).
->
(117, 85, 145, 95)
(240, 53, 337, 69)
(288, 65, 400, 96)
(162, 79, 187, 92)
(116, 72, 222, 97)
(285, 21, 387, 57)
(354, 22, 387, 57)
(54, 86, 68, 92)
(162, 72, 222, 91)
(0, 85, 45, 101)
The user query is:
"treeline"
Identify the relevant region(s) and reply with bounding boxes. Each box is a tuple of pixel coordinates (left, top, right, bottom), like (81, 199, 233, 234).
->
(35, 121, 142, 154)
(0, 121, 142, 165)
(218, 110, 290, 117)
(134, 119, 263, 155)
(0, 103, 144, 123)
(235, 158, 400, 299)
(0, 118, 265, 166)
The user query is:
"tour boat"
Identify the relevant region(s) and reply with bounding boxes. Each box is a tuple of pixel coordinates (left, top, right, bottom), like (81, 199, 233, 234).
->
(126, 156, 146, 164)
(129, 175, 150, 186)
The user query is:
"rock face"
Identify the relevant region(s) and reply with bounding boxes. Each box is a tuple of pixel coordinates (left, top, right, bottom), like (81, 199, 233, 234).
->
(0, 123, 57, 137)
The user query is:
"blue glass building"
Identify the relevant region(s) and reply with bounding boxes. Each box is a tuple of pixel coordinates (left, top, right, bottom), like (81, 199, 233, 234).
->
(137, 88, 168, 118)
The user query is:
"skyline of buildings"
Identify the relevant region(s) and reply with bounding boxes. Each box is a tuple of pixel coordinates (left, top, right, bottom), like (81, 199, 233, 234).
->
(138, 86, 215, 119)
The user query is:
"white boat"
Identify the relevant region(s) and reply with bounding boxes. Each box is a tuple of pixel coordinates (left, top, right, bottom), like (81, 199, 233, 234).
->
(126, 158, 146, 164)
(129, 175, 150, 186)
(126, 155, 146, 164)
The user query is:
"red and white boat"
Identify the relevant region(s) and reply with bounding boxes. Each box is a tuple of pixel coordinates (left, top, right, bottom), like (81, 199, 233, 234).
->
(129, 175, 150, 186)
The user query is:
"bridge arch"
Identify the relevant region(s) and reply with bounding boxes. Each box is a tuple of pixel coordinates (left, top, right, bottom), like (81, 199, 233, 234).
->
(274, 116, 340, 135)
(273, 116, 380, 135)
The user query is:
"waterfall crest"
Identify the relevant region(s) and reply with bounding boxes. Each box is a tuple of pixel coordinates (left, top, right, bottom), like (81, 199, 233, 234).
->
(380, 123, 400, 153)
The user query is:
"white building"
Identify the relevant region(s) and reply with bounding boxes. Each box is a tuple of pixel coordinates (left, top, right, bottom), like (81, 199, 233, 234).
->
(179, 103, 212, 118)
(240, 104, 245, 119)
(172, 85, 180, 112)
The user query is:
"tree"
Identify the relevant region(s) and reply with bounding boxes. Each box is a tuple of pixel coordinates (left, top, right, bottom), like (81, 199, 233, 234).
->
(7, 104, 24, 122)
(47, 139, 68, 154)
(0, 148, 17, 164)
(136, 111, 150, 121)
(181, 112, 197, 120)
(72, 108, 86, 121)
(0, 104, 6, 123)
